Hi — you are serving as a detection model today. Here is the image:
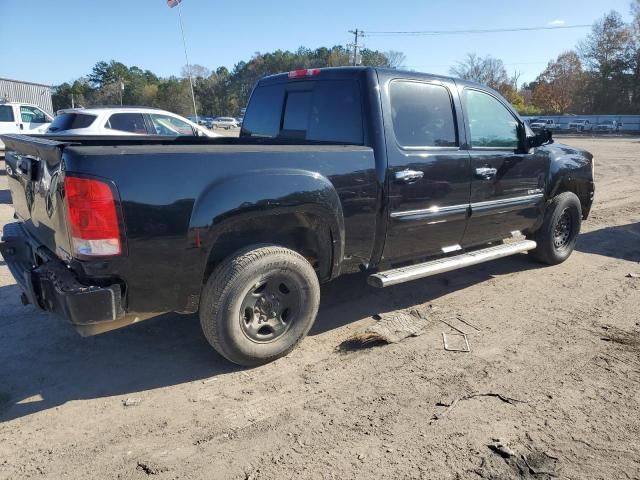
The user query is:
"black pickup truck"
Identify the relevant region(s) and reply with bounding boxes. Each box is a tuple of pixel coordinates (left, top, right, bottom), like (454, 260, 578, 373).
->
(0, 67, 594, 366)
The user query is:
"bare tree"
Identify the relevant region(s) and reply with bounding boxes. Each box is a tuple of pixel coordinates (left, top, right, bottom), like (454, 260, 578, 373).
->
(632, 0, 640, 33)
(384, 51, 407, 69)
(450, 53, 509, 89)
(182, 64, 211, 79)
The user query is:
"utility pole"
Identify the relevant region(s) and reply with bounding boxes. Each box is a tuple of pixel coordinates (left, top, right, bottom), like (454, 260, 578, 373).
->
(348, 28, 364, 66)
(176, 1, 198, 122)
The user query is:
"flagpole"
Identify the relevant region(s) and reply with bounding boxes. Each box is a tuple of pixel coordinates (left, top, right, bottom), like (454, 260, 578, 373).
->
(176, 1, 198, 122)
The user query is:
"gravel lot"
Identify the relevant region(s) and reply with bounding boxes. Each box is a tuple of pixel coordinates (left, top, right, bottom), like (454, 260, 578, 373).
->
(1, 137, 639, 480)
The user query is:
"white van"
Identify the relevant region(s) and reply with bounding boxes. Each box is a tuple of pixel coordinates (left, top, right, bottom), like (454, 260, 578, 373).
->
(0, 101, 53, 153)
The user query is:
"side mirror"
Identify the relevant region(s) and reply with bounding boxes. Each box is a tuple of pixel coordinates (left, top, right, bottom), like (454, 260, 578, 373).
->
(530, 128, 553, 149)
(519, 123, 553, 151)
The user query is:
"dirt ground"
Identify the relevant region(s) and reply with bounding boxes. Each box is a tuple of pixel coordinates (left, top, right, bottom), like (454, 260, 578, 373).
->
(1, 137, 639, 480)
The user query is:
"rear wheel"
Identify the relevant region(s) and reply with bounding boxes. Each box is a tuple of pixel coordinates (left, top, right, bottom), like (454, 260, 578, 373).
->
(529, 192, 582, 265)
(199, 245, 320, 366)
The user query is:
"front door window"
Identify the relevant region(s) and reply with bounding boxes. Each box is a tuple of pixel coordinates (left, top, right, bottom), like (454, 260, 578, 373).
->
(463, 89, 518, 149)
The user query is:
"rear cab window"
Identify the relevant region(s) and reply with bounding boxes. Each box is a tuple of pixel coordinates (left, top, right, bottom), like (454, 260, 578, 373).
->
(242, 78, 364, 144)
(48, 113, 97, 132)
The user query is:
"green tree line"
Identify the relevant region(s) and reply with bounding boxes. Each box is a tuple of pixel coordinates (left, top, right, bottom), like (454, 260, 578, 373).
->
(52, 46, 405, 116)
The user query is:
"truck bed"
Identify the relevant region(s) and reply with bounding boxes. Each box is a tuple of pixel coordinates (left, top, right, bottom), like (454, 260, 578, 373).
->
(2, 133, 379, 316)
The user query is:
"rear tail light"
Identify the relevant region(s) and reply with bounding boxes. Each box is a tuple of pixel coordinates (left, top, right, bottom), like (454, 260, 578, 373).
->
(288, 68, 321, 79)
(64, 176, 121, 257)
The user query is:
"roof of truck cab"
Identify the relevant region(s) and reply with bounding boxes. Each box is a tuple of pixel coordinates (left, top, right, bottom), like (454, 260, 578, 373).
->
(259, 66, 473, 86)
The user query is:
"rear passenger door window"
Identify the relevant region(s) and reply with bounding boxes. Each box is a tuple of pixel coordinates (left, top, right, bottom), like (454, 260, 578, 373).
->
(462, 89, 518, 148)
(389, 81, 458, 148)
(105, 113, 148, 134)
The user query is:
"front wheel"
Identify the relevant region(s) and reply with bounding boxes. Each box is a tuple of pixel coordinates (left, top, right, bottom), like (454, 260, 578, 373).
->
(529, 192, 582, 265)
(199, 245, 320, 366)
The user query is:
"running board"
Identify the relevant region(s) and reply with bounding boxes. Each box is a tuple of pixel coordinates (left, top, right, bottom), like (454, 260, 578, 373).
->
(367, 240, 537, 288)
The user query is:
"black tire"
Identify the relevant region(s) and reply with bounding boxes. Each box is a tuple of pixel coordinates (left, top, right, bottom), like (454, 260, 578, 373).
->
(199, 245, 320, 366)
(529, 192, 582, 265)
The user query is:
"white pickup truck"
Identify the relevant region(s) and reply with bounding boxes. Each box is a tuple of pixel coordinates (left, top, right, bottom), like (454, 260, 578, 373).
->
(529, 119, 561, 131)
(595, 120, 622, 132)
(0, 101, 53, 153)
(568, 119, 593, 132)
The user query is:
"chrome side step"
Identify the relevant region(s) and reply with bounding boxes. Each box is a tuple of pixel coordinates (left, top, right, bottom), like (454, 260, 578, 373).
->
(368, 240, 537, 288)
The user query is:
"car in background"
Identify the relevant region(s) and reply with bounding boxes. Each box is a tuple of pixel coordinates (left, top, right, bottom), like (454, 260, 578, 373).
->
(47, 107, 220, 137)
(0, 101, 53, 153)
(530, 119, 561, 131)
(210, 117, 239, 129)
(595, 120, 622, 132)
(568, 119, 593, 132)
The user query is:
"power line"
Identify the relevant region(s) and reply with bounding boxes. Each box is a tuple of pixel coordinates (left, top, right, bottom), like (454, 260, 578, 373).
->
(363, 24, 591, 37)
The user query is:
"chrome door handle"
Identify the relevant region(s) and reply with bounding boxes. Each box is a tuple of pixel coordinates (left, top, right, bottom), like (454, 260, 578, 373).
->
(475, 167, 498, 179)
(395, 169, 424, 184)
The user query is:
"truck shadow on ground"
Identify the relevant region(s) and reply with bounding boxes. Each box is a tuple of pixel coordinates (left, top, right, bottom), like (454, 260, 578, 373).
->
(0, 255, 545, 422)
(576, 222, 640, 262)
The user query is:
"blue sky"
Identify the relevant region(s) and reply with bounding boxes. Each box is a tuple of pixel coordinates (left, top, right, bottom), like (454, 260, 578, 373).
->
(0, 0, 634, 86)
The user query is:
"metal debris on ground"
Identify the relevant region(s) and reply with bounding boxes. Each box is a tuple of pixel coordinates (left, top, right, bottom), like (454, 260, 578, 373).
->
(338, 311, 429, 351)
(454, 315, 481, 331)
(433, 392, 527, 420)
(123, 397, 142, 407)
(442, 332, 470, 352)
(439, 319, 470, 352)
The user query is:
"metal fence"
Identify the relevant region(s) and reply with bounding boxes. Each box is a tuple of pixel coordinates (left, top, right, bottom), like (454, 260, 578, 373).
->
(0, 78, 53, 115)
(522, 115, 640, 132)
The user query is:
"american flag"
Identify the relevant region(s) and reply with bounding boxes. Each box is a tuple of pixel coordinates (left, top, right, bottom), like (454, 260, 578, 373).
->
(167, 0, 182, 8)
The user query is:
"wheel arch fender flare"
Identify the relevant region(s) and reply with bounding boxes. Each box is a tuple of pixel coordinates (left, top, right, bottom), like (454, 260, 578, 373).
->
(190, 168, 346, 281)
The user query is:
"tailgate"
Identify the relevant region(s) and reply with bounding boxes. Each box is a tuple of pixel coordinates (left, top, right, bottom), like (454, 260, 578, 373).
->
(2, 134, 74, 260)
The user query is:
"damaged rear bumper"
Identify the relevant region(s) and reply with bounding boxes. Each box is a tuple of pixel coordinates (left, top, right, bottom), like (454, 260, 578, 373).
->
(0, 222, 128, 335)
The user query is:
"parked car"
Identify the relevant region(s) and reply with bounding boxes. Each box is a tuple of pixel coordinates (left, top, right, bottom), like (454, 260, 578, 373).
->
(529, 119, 561, 131)
(568, 119, 593, 132)
(0, 101, 53, 153)
(595, 120, 622, 132)
(46, 107, 219, 137)
(211, 117, 239, 129)
(1, 67, 594, 366)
